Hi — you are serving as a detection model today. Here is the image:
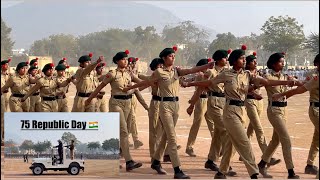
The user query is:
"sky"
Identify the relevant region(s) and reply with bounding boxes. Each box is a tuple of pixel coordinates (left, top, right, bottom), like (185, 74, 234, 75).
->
(137, 1, 319, 36)
(4, 112, 119, 145)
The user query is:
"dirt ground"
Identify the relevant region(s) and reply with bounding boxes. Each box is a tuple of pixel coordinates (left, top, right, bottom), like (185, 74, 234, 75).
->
(1, 84, 319, 179)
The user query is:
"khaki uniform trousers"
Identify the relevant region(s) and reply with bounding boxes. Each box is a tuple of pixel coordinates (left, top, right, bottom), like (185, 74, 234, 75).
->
(72, 96, 95, 112)
(29, 95, 41, 112)
(245, 99, 268, 153)
(153, 101, 181, 168)
(95, 95, 108, 112)
(148, 99, 162, 157)
(186, 97, 207, 150)
(41, 99, 58, 112)
(2, 92, 9, 111)
(9, 96, 30, 112)
(109, 97, 132, 162)
(57, 98, 69, 112)
(220, 102, 259, 176)
(262, 105, 294, 169)
(128, 95, 139, 141)
(205, 96, 224, 162)
(307, 105, 319, 165)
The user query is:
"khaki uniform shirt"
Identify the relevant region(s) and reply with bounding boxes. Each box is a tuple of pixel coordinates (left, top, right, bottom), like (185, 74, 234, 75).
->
(102, 69, 139, 96)
(74, 64, 97, 93)
(304, 71, 319, 102)
(210, 69, 261, 101)
(4, 73, 30, 94)
(264, 70, 288, 102)
(205, 66, 226, 93)
(151, 66, 180, 97)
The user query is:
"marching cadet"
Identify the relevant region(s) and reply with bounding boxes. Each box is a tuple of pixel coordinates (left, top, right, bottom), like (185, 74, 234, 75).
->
(1, 61, 34, 112)
(28, 65, 41, 112)
(55, 64, 70, 112)
(71, 53, 102, 112)
(1, 58, 11, 145)
(85, 50, 143, 171)
(21, 63, 73, 112)
(123, 46, 214, 179)
(272, 54, 319, 176)
(94, 62, 108, 112)
(257, 52, 304, 179)
(58, 57, 71, 78)
(243, 52, 281, 166)
(29, 57, 38, 67)
(127, 57, 144, 149)
(186, 50, 235, 175)
(183, 45, 296, 179)
(185, 58, 210, 157)
(140, 58, 164, 159)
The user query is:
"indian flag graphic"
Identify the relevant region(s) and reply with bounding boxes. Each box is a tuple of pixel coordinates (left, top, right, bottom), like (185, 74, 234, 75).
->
(89, 121, 98, 129)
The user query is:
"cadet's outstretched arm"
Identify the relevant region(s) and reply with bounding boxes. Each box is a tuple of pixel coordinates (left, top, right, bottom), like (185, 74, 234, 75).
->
(21, 82, 42, 102)
(134, 90, 149, 110)
(86, 82, 107, 104)
(273, 86, 307, 100)
(177, 62, 214, 76)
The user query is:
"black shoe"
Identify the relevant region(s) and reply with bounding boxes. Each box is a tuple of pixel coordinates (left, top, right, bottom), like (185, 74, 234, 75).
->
(227, 167, 237, 176)
(214, 172, 227, 179)
(126, 161, 142, 171)
(288, 174, 300, 179)
(185, 148, 196, 157)
(305, 165, 318, 175)
(205, 161, 219, 171)
(163, 155, 171, 163)
(151, 164, 167, 174)
(259, 165, 273, 178)
(267, 158, 281, 167)
(174, 170, 190, 179)
(250, 173, 259, 179)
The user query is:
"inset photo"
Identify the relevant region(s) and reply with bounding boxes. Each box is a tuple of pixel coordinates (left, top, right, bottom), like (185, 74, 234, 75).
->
(3, 112, 120, 179)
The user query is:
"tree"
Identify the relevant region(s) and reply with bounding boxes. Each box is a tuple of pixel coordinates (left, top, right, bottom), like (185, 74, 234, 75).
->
(61, 132, 79, 145)
(208, 32, 238, 55)
(1, 17, 14, 59)
(261, 15, 305, 67)
(33, 140, 51, 154)
(133, 26, 164, 62)
(87, 142, 101, 152)
(20, 140, 34, 152)
(162, 21, 210, 65)
(304, 32, 319, 54)
(102, 138, 119, 154)
(29, 34, 78, 64)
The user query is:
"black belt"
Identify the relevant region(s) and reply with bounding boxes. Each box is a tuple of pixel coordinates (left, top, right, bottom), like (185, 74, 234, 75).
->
(3, 90, 9, 93)
(162, 97, 179, 102)
(56, 95, 66, 99)
(77, 92, 92, 97)
(42, 96, 56, 101)
(112, 95, 133, 100)
(229, 100, 245, 106)
(208, 91, 225, 97)
(152, 95, 161, 101)
(246, 95, 255, 99)
(32, 92, 40, 96)
(310, 102, 319, 107)
(12, 94, 25, 98)
(200, 94, 208, 98)
(269, 101, 287, 107)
